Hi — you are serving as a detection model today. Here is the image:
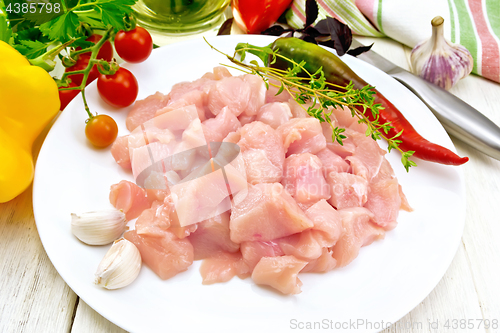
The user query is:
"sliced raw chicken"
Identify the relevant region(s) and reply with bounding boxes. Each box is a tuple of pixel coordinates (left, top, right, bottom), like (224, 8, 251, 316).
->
(251, 255, 308, 295)
(135, 196, 197, 239)
(202, 106, 241, 143)
(304, 199, 343, 247)
(157, 89, 207, 122)
(265, 80, 291, 103)
(315, 148, 350, 177)
(331, 207, 385, 267)
(126, 92, 170, 131)
(124, 228, 193, 280)
(346, 131, 386, 181)
(199, 252, 251, 284)
(287, 99, 310, 118)
(242, 74, 267, 116)
(277, 118, 326, 156)
(238, 114, 256, 126)
(365, 178, 402, 231)
(331, 105, 357, 128)
(278, 199, 342, 260)
(235, 121, 285, 184)
(240, 240, 284, 270)
(281, 153, 330, 208)
(326, 172, 368, 210)
(109, 180, 151, 220)
(256, 102, 292, 129)
(207, 76, 252, 117)
(171, 160, 247, 227)
(230, 183, 314, 243)
(302, 248, 337, 273)
(188, 212, 239, 260)
(110, 135, 131, 169)
(212, 66, 233, 80)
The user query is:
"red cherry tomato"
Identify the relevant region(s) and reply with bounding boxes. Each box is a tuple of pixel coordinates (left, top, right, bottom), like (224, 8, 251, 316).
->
(58, 82, 80, 110)
(85, 114, 119, 148)
(65, 54, 99, 86)
(114, 27, 153, 63)
(76, 34, 114, 61)
(97, 67, 139, 108)
(232, 0, 293, 34)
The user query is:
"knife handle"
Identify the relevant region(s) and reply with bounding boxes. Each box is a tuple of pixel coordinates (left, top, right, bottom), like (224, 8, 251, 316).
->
(390, 71, 500, 161)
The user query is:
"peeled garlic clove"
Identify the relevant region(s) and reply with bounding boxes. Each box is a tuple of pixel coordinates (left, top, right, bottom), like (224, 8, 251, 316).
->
(410, 16, 473, 90)
(71, 209, 126, 245)
(95, 238, 142, 289)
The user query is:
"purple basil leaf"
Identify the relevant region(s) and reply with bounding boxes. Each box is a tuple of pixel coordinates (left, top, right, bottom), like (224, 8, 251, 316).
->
(305, 0, 319, 27)
(324, 17, 352, 56)
(314, 18, 330, 35)
(318, 39, 336, 49)
(285, 31, 295, 38)
(347, 43, 374, 57)
(217, 18, 233, 36)
(303, 26, 322, 38)
(301, 34, 319, 44)
(261, 25, 290, 36)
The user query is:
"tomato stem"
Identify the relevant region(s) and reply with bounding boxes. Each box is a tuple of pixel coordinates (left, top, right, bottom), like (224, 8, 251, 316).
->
(80, 88, 93, 119)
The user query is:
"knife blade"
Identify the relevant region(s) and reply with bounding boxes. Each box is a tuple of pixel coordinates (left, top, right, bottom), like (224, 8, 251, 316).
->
(351, 38, 500, 161)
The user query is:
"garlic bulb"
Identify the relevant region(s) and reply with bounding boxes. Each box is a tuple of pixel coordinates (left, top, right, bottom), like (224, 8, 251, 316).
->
(71, 210, 126, 245)
(410, 16, 473, 90)
(95, 238, 142, 289)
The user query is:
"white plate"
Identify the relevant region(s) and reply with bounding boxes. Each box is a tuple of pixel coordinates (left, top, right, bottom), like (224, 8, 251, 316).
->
(33, 35, 465, 333)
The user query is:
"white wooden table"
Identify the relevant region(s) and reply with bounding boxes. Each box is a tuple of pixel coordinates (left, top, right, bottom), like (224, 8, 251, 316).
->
(1, 35, 499, 333)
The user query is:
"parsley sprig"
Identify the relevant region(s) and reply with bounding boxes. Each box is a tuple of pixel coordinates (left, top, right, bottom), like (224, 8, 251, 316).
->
(2, 0, 136, 70)
(206, 40, 416, 171)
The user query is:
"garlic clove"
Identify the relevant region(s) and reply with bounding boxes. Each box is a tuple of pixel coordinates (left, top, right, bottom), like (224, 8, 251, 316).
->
(95, 238, 142, 290)
(410, 16, 473, 90)
(71, 209, 127, 246)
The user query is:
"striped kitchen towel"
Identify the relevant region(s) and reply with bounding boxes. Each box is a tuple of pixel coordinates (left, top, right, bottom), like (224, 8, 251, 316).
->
(286, 0, 500, 83)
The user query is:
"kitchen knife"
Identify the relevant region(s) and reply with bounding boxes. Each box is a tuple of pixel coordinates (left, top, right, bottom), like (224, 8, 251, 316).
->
(351, 38, 500, 161)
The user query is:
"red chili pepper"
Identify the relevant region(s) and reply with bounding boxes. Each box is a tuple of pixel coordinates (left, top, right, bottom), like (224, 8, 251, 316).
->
(232, 0, 293, 34)
(365, 94, 469, 165)
(257, 37, 469, 166)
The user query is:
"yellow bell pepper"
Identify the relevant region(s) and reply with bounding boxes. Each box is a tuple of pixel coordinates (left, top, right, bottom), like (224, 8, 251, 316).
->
(0, 41, 60, 203)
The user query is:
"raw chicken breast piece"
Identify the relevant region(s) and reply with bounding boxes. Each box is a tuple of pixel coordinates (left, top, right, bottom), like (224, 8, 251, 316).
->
(230, 183, 314, 243)
(188, 212, 239, 260)
(302, 248, 337, 273)
(251, 255, 308, 295)
(240, 240, 284, 270)
(235, 121, 285, 184)
(265, 80, 291, 103)
(109, 180, 151, 221)
(135, 196, 197, 239)
(242, 74, 267, 116)
(277, 118, 327, 156)
(157, 89, 207, 122)
(110, 135, 131, 169)
(346, 131, 386, 181)
(365, 178, 402, 231)
(199, 252, 251, 284)
(315, 148, 350, 177)
(256, 102, 292, 129)
(202, 106, 241, 143)
(172, 159, 247, 227)
(278, 199, 342, 260)
(126, 92, 170, 131)
(304, 199, 343, 247)
(281, 153, 330, 208)
(331, 207, 385, 267)
(326, 172, 368, 210)
(124, 228, 193, 280)
(207, 76, 252, 117)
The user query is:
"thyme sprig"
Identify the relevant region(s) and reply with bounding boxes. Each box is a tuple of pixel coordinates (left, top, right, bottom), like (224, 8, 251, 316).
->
(205, 39, 416, 171)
